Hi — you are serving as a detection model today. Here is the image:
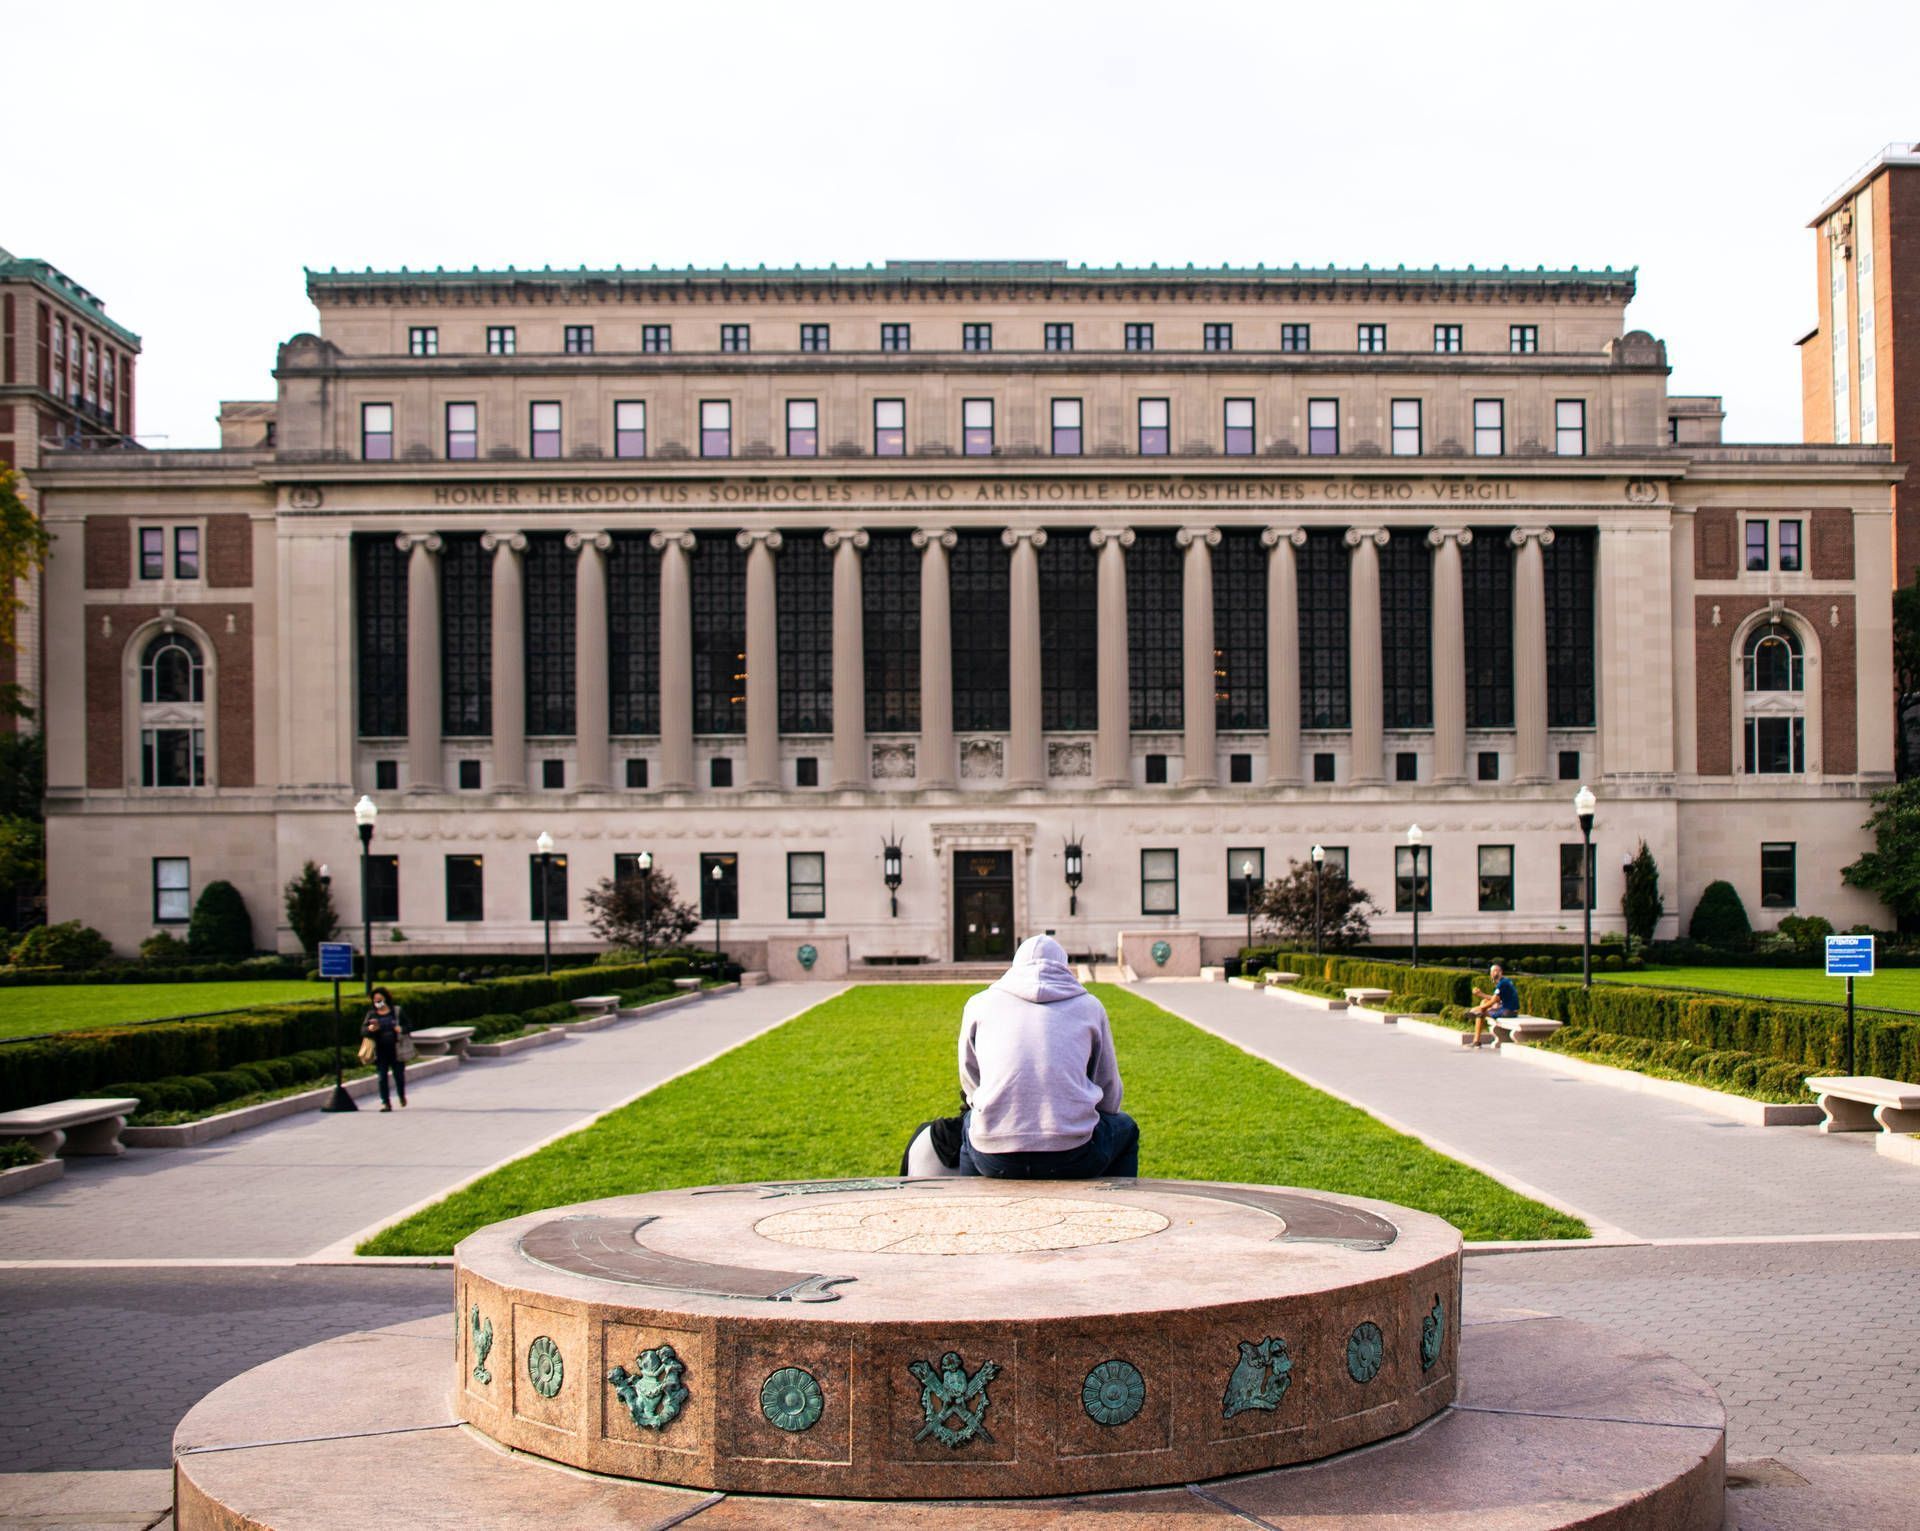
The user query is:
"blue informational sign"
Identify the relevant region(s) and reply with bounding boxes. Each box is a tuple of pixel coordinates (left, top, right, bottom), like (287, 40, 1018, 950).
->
(1825, 935, 1875, 979)
(318, 942, 357, 980)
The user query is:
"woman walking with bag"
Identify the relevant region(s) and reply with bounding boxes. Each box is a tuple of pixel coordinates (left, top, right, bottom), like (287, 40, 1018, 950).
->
(360, 987, 414, 1110)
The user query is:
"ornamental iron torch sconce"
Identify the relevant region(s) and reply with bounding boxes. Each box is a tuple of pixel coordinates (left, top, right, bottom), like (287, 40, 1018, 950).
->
(1064, 834, 1084, 916)
(882, 826, 904, 918)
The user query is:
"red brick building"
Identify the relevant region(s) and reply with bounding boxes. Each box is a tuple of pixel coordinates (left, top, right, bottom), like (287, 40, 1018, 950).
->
(0, 245, 141, 726)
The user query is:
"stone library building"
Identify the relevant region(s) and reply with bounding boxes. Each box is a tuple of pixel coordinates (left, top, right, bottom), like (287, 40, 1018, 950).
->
(27, 260, 1901, 970)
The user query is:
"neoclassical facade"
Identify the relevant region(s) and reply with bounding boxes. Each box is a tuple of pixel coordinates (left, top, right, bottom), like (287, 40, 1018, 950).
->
(29, 262, 1900, 964)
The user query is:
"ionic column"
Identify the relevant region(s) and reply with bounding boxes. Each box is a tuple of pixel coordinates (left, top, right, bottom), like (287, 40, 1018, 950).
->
(824, 528, 869, 789)
(1089, 527, 1134, 787)
(567, 531, 611, 791)
(397, 533, 443, 791)
(651, 530, 696, 790)
(1512, 527, 1555, 784)
(481, 532, 528, 790)
(1176, 527, 1221, 786)
(1261, 526, 1305, 785)
(737, 529, 783, 789)
(1003, 528, 1047, 788)
(1428, 527, 1473, 784)
(913, 528, 956, 788)
(1347, 527, 1389, 785)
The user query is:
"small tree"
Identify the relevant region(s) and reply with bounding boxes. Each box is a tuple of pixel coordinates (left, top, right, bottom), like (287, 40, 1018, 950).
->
(583, 865, 699, 952)
(1688, 879, 1752, 950)
(283, 860, 340, 959)
(1894, 584, 1920, 780)
(1250, 857, 1376, 952)
(0, 470, 50, 666)
(1843, 777, 1920, 922)
(188, 880, 255, 959)
(1621, 840, 1664, 955)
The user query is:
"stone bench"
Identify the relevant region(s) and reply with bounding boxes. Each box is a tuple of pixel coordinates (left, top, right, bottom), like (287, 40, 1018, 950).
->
(1342, 987, 1392, 1006)
(672, 977, 704, 992)
(408, 1025, 477, 1059)
(569, 994, 623, 1019)
(1804, 1075, 1920, 1135)
(1263, 971, 1300, 985)
(0, 1097, 141, 1158)
(1489, 1014, 1563, 1049)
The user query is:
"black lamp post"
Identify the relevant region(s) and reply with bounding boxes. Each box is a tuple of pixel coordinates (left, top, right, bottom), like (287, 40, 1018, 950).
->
(636, 850, 653, 965)
(711, 862, 726, 972)
(1311, 843, 1325, 959)
(1241, 858, 1256, 952)
(354, 795, 378, 996)
(1064, 839, 1084, 916)
(882, 830, 903, 918)
(1575, 785, 1597, 988)
(1406, 824, 1425, 970)
(536, 831, 556, 976)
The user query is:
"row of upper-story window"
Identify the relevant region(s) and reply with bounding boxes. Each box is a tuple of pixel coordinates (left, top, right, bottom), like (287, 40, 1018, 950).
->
(42, 307, 127, 424)
(357, 393, 1593, 461)
(399, 320, 1547, 358)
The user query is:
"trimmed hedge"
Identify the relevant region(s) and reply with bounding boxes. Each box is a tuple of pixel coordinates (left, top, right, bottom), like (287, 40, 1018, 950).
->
(1245, 950, 1478, 1010)
(0, 960, 306, 988)
(0, 958, 696, 1110)
(1537, 1028, 1812, 1104)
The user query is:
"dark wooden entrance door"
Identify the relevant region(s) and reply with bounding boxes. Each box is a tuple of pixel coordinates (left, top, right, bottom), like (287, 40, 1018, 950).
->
(953, 851, 1015, 962)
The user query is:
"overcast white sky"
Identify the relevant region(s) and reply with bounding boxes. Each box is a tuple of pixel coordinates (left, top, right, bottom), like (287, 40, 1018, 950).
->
(6, 0, 1915, 449)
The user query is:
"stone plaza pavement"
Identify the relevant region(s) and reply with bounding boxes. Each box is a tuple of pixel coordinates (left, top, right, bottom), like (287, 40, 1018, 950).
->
(0, 982, 844, 1261)
(1132, 978, 1920, 1240)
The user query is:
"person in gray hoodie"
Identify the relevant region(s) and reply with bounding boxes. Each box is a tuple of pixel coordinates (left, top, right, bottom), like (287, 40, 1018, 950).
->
(956, 934, 1139, 1178)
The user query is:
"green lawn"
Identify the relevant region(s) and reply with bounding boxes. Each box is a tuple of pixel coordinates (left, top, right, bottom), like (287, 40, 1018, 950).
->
(1601, 964, 1920, 1012)
(359, 983, 1586, 1255)
(0, 980, 403, 1040)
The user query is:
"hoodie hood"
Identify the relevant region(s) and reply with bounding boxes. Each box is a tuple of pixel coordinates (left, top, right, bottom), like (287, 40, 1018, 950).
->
(991, 934, 1086, 1004)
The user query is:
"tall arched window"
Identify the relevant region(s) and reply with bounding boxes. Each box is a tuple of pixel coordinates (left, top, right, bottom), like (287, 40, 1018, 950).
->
(138, 630, 207, 787)
(1742, 620, 1804, 773)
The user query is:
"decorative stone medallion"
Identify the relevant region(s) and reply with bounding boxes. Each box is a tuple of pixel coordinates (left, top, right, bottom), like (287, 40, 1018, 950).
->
(959, 737, 1004, 780)
(871, 741, 916, 780)
(608, 1342, 689, 1430)
(1347, 1322, 1384, 1384)
(1082, 1359, 1145, 1426)
(1151, 940, 1172, 967)
(469, 1305, 493, 1385)
(1222, 1337, 1292, 1419)
(526, 1335, 564, 1398)
(1421, 1296, 1445, 1372)
(910, 1351, 999, 1447)
(796, 943, 818, 971)
(1047, 739, 1093, 778)
(760, 1366, 825, 1432)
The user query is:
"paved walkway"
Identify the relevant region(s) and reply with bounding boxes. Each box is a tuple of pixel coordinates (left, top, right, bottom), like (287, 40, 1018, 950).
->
(1133, 979, 1920, 1240)
(0, 984, 842, 1261)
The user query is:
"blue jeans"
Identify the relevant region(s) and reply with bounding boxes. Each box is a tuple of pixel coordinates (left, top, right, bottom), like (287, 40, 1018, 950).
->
(959, 1110, 1139, 1179)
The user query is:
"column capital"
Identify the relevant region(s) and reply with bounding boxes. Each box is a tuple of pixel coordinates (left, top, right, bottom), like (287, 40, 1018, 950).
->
(1509, 526, 1557, 548)
(911, 527, 958, 549)
(648, 529, 697, 552)
(394, 532, 442, 554)
(1426, 527, 1475, 548)
(1088, 527, 1136, 548)
(735, 529, 784, 551)
(565, 530, 612, 552)
(1260, 526, 1308, 548)
(1000, 527, 1048, 548)
(480, 531, 527, 553)
(1175, 525, 1221, 548)
(823, 527, 869, 550)
(1343, 526, 1391, 548)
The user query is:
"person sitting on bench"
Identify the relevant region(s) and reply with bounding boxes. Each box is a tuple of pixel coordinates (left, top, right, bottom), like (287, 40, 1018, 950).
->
(954, 934, 1139, 1179)
(1465, 963, 1519, 1049)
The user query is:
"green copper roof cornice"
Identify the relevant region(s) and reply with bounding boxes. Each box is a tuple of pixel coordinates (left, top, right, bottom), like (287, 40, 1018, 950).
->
(307, 259, 1635, 301)
(0, 255, 141, 348)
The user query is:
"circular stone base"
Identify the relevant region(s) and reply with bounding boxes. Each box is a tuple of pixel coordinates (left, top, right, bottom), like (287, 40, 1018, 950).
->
(171, 1307, 1726, 1531)
(453, 1179, 1462, 1498)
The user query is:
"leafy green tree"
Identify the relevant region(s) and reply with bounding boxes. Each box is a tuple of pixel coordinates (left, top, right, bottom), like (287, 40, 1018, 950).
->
(282, 860, 340, 959)
(1688, 879, 1753, 950)
(1621, 840, 1664, 954)
(0, 470, 49, 668)
(1896, 584, 1920, 780)
(188, 880, 255, 959)
(1251, 858, 1376, 952)
(1843, 778, 1920, 922)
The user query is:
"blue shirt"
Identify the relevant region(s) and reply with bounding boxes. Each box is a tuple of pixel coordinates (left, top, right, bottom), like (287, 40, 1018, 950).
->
(1493, 978, 1519, 1015)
